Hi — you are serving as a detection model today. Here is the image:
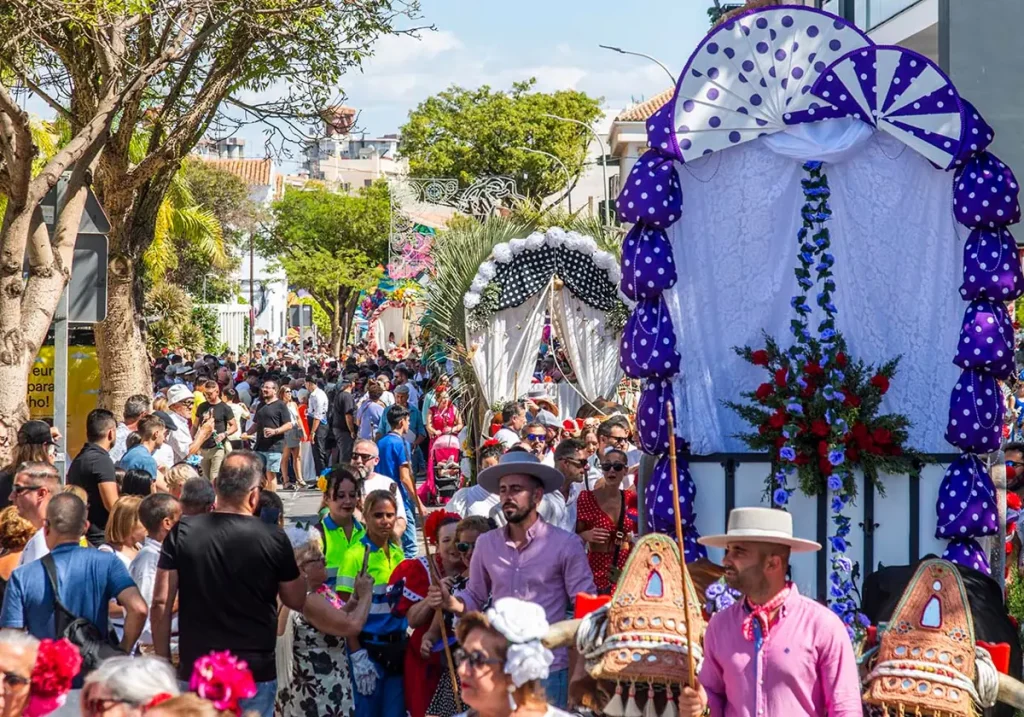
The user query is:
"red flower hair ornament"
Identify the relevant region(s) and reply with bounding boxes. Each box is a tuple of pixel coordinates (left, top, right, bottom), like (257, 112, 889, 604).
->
(189, 651, 257, 716)
(23, 639, 82, 717)
(424, 511, 461, 546)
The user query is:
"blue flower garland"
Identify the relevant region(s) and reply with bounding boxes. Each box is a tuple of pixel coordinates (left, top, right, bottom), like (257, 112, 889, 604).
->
(773, 160, 868, 640)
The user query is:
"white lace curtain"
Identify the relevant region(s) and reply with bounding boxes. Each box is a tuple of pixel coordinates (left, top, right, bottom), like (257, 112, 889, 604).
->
(467, 281, 551, 418)
(552, 286, 623, 404)
(663, 129, 963, 454)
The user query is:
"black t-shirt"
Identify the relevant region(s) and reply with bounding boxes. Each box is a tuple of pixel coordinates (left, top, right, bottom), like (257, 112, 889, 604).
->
(196, 401, 234, 450)
(253, 400, 292, 453)
(332, 390, 355, 429)
(158, 512, 300, 682)
(67, 443, 116, 546)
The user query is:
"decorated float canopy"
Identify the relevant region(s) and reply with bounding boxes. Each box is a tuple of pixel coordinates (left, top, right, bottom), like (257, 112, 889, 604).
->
(616, 3, 1020, 589)
(463, 227, 628, 412)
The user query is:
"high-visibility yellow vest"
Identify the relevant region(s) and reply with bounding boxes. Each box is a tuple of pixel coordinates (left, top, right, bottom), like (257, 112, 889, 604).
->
(320, 515, 365, 591)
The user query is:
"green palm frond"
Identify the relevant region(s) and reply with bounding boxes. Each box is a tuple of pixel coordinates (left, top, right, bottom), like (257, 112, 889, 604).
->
(143, 201, 179, 284)
(168, 204, 227, 268)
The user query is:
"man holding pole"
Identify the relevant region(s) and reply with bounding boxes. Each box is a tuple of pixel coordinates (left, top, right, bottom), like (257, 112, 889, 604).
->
(427, 452, 595, 709)
(676, 507, 862, 717)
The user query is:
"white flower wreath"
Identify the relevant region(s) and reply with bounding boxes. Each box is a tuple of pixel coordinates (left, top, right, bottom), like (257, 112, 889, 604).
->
(486, 598, 554, 688)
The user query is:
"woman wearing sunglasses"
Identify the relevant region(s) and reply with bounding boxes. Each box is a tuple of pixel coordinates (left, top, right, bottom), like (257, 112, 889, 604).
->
(575, 448, 638, 595)
(424, 515, 491, 717)
(450, 597, 573, 717)
(385, 511, 463, 717)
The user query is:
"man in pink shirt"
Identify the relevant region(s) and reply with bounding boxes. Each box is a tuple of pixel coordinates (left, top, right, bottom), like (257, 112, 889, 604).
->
(678, 507, 862, 717)
(429, 451, 596, 710)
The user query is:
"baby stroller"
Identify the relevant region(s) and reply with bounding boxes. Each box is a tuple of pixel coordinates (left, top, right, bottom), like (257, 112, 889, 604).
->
(421, 432, 462, 506)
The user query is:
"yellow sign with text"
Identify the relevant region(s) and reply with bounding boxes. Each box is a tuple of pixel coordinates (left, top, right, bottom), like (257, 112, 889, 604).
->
(28, 346, 100, 455)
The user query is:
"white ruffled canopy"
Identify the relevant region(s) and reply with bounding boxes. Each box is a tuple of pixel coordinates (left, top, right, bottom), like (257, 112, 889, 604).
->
(553, 286, 623, 403)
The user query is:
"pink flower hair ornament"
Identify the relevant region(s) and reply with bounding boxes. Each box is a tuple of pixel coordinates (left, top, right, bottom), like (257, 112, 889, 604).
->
(23, 638, 82, 717)
(189, 651, 257, 715)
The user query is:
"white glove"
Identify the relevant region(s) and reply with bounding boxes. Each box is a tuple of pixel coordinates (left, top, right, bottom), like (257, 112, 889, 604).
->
(350, 649, 379, 696)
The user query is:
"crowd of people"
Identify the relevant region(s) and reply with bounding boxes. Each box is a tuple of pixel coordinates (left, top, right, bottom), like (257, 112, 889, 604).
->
(0, 337, 913, 717)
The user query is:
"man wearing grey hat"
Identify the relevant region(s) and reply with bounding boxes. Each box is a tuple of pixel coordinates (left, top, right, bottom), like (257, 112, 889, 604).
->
(428, 450, 595, 709)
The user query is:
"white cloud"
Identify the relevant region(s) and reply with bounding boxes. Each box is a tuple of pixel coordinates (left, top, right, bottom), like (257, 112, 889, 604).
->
(363, 29, 463, 71)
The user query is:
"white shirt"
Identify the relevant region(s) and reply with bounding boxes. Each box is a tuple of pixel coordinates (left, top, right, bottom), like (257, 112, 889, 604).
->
(307, 387, 329, 424)
(380, 390, 395, 407)
(153, 444, 174, 470)
(111, 423, 131, 464)
(495, 427, 520, 450)
(167, 411, 192, 463)
(129, 537, 166, 646)
(448, 484, 499, 521)
(362, 472, 408, 523)
(544, 483, 584, 533)
(18, 530, 48, 566)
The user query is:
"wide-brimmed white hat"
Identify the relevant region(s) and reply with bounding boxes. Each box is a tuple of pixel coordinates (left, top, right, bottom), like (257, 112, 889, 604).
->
(477, 451, 564, 495)
(698, 507, 821, 553)
(166, 384, 194, 406)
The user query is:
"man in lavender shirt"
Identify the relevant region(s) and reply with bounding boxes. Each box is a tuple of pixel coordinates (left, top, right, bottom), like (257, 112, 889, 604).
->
(429, 451, 595, 709)
(677, 507, 862, 717)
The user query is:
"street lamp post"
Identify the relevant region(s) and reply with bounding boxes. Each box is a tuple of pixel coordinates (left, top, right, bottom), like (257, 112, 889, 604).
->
(516, 146, 573, 213)
(598, 45, 677, 84)
(543, 113, 610, 225)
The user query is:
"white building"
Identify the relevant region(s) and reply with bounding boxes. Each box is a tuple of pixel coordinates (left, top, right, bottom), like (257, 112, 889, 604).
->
(548, 112, 619, 221)
(302, 106, 406, 190)
(195, 141, 289, 347)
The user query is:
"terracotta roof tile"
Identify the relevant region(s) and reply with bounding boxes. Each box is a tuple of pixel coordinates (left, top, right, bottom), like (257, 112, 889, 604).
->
(200, 158, 273, 187)
(615, 89, 675, 122)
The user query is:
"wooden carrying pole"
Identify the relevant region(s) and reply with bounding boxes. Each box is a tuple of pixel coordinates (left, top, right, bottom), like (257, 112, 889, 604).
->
(666, 402, 696, 688)
(421, 528, 464, 712)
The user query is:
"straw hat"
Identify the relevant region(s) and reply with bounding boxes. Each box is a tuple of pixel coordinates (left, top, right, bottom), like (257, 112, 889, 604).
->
(477, 451, 563, 495)
(698, 507, 821, 552)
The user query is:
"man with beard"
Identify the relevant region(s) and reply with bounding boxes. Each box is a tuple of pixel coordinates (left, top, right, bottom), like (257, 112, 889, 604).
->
(676, 507, 861, 717)
(427, 451, 595, 709)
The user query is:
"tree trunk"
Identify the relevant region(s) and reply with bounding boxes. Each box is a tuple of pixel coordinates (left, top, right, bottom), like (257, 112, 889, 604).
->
(328, 292, 342, 358)
(342, 295, 359, 351)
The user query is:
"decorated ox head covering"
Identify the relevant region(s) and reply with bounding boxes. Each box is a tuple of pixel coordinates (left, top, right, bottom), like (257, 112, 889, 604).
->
(934, 454, 998, 540)
(862, 560, 978, 716)
(576, 534, 706, 717)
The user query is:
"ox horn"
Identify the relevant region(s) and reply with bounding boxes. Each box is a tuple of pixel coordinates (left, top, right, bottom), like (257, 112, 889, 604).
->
(998, 673, 1024, 709)
(543, 619, 582, 650)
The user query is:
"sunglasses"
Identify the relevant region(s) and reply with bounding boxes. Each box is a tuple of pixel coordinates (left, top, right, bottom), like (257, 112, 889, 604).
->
(454, 648, 503, 671)
(84, 698, 129, 716)
(351, 452, 376, 462)
(301, 556, 326, 567)
(2, 671, 28, 687)
(608, 435, 629, 446)
(11, 485, 44, 495)
(601, 462, 627, 472)
(456, 541, 476, 553)
(1008, 460, 1021, 468)
(562, 457, 588, 468)
(526, 434, 547, 443)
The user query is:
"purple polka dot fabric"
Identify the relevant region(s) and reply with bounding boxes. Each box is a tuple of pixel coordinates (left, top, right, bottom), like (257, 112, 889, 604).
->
(619, 295, 681, 379)
(934, 453, 998, 539)
(953, 152, 1021, 229)
(959, 227, 1024, 302)
(620, 224, 678, 301)
(941, 537, 990, 576)
(952, 299, 1015, 379)
(636, 378, 673, 454)
(953, 99, 994, 167)
(615, 150, 682, 228)
(643, 454, 696, 534)
(944, 369, 1004, 453)
(644, 102, 681, 163)
(682, 524, 709, 563)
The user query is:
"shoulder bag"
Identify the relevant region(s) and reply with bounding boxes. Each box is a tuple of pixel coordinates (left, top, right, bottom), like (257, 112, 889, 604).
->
(599, 491, 629, 595)
(42, 553, 125, 673)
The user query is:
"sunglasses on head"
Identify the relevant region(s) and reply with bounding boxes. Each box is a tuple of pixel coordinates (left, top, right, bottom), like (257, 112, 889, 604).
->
(601, 462, 627, 472)
(456, 541, 476, 553)
(526, 434, 546, 442)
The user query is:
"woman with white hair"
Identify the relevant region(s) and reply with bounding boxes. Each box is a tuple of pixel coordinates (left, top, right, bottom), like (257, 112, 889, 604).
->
(275, 526, 374, 717)
(452, 598, 572, 717)
(80, 655, 179, 717)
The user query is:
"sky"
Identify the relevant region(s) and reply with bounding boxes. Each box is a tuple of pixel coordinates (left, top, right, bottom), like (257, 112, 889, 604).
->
(238, 0, 712, 170)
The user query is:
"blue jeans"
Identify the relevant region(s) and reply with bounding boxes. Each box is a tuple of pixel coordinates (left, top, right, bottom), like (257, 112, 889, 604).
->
(179, 679, 276, 717)
(353, 671, 404, 717)
(542, 668, 569, 709)
(398, 482, 418, 559)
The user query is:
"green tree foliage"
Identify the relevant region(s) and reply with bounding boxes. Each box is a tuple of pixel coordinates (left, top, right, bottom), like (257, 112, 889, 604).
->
(399, 80, 603, 202)
(264, 182, 391, 353)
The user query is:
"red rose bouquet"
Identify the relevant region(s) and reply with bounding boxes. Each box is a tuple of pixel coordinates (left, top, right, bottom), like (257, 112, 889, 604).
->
(725, 333, 920, 497)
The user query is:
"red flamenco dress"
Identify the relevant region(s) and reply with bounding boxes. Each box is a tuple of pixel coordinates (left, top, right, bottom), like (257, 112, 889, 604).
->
(576, 489, 638, 594)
